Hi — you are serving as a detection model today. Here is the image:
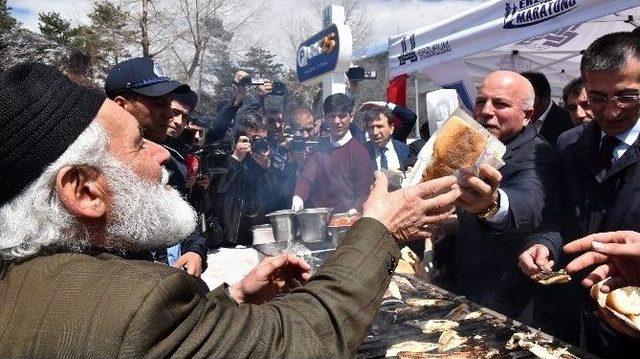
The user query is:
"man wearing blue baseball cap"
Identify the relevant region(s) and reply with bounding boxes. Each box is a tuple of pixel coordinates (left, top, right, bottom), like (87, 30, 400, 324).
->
(105, 57, 189, 142)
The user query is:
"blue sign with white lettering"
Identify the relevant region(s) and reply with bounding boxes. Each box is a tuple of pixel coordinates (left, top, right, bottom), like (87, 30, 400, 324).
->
(297, 24, 341, 82)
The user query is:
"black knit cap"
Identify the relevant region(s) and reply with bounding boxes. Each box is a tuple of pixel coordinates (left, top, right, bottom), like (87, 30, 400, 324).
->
(0, 62, 106, 205)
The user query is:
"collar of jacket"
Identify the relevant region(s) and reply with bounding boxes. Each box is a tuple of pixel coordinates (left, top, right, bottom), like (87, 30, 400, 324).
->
(502, 123, 537, 161)
(574, 120, 640, 183)
(162, 144, 185, 162)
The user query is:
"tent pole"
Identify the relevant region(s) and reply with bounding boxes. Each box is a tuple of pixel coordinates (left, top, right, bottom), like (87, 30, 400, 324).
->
(414, 76, 420, 139)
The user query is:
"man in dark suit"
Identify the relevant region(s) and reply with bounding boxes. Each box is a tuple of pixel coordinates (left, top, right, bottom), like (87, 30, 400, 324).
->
(518, 32, 640, 357)
(521, 71, 573, 147)
(362, 105, 415, 171)
(454, 71, 560, 324)
(0, 63, 461, 358)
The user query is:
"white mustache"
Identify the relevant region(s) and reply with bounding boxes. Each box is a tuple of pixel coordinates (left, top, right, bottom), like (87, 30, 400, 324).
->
(161, 167, 170, 185)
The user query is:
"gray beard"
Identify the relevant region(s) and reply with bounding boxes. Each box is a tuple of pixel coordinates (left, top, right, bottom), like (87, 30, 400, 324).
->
(101, 158, 197, 252)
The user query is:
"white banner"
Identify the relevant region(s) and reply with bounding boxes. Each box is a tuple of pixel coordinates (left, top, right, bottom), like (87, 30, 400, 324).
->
(389, 0, 639, 79)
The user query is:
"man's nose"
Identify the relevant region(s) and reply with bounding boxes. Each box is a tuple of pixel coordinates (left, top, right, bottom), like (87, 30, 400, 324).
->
(601, 101, 623, 120)
(480, 101, 494, 116)
(576, 105, 587, 119)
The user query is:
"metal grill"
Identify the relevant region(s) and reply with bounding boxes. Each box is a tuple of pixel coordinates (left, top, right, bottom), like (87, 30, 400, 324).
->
(356, 274, 598, 359)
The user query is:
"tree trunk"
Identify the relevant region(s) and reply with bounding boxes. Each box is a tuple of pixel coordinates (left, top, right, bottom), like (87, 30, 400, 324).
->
(140, 0, 150, 57)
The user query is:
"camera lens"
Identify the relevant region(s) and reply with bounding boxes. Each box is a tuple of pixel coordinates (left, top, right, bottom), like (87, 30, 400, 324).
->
(251, 137, 270, 154)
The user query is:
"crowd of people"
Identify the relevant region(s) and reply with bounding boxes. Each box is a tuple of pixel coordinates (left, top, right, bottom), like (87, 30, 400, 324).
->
(0, 26, 640, 358)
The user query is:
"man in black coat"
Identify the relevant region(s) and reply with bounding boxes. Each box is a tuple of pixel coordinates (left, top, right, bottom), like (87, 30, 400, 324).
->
(158, 89, 209, 277)
(521, 71, 573, 147)
(362, 106, 415, 171)
(455, 71, 560, 324)
(215, 113, 295, 247)
(518, 32, 640, 357)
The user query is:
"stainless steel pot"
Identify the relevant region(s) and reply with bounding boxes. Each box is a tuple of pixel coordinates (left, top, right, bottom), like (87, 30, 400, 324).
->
(296, 208, 331, 242)
(265, 210, 297, 242)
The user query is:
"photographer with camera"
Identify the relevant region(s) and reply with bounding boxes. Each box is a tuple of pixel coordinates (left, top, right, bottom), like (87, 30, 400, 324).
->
(215, 113, 296, 247)
(207, 70, 275, 143)
(286, 107, 320, 173)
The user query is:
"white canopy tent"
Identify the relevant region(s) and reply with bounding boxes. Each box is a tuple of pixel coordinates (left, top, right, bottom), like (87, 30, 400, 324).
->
(388, 0, 639, 110)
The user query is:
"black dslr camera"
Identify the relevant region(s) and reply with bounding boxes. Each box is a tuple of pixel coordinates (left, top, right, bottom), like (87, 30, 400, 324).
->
(249, 136, 270, 154)
(285, 127, 319, 153)
(191, 140, 232, 180)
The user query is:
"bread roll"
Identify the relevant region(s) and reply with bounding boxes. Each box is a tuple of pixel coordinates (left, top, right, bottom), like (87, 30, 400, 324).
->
(590, 278, 609, 307)
(423, 116, 487, 181)
(606, 286, 640, 316)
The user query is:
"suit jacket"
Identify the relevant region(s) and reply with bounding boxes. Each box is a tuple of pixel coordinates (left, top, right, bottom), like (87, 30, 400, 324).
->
(539, 102, 573, 147)
(0, 218, 400, 359)
(365, 139, 415, 171)
(543, 120, 640, 355)
(456, 125, 560, 321)
(558, 120, 640, 239)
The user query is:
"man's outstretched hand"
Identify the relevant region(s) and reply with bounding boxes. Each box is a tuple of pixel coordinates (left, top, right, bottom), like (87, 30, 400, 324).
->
(229, 253, 311, 304)
(564, 231, 640, 292)
(363, 172, 460, 242)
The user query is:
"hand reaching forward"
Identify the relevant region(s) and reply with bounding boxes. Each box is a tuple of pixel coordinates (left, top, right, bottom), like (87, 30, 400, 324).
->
(229, 253, 311, 304)
(564, 231, 640, 292)
(362, 171, 460, 242)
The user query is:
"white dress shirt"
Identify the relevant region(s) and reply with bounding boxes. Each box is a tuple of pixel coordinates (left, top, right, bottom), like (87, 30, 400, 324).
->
(600, 118, 640, 161)
(533, 101, 554, 133)
(374, 140, 401, 171)
(332, 130, 353, 148)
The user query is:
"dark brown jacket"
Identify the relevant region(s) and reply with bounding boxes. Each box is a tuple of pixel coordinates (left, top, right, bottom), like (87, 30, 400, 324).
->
(0, 218, 399, 358)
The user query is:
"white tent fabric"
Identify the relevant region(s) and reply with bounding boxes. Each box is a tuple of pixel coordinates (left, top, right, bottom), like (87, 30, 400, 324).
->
(388, 0, 639, 109)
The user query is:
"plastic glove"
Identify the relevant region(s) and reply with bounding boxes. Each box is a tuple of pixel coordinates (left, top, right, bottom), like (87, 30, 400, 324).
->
(292, 195, 304, 211)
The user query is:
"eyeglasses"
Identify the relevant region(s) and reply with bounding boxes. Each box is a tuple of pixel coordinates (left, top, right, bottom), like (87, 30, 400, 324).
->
(587, 93, 640, 109)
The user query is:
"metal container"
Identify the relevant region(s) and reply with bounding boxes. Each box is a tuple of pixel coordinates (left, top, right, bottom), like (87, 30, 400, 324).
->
(328, 212, 361, 246)
(266, 210, 297, 242)
(251, 224, 275, 245)
(295, 208, 331, 242)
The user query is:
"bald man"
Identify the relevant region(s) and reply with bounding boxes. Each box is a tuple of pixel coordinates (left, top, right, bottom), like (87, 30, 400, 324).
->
(454, 71, 561, 326)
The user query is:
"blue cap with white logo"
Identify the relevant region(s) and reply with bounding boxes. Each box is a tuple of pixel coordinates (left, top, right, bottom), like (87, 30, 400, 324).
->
(104, 57, 188, 98)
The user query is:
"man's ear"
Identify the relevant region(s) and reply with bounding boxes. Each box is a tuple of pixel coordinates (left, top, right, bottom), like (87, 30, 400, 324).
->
(113, 95, 128, 109)
(523, 107, 534, 127)
(347, 112, 355, 124)
(56, 166, 107, 218)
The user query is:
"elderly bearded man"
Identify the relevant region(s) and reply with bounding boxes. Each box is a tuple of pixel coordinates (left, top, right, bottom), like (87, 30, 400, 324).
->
(0, 63, 461, 358)
(454, 71, 560, 325)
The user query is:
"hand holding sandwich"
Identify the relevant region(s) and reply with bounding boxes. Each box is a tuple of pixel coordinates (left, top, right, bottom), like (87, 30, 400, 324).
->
(455, 164, 502, 215)
(518, 243, 554, 276)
